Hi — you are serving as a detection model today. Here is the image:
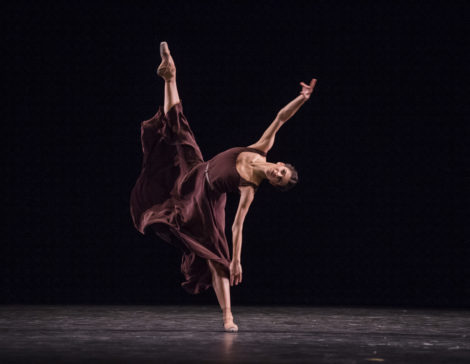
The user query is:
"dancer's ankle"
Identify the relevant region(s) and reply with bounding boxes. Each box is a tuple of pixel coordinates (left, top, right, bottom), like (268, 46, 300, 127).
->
(222, 308, 234, 321)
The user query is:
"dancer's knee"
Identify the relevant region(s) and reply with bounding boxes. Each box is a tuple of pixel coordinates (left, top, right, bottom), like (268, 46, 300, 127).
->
(206, 259, 228, 278)
(207, 259, 215, 273)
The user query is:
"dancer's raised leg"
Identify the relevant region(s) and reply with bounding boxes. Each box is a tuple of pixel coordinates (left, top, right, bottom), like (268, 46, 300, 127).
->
(207, 259, 238, 332)
(157, 41, 180, 114)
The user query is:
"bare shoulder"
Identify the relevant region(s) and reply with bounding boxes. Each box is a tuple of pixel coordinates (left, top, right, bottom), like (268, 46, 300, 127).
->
(238, 149, 266, 162)
(246, 142, 269, 154)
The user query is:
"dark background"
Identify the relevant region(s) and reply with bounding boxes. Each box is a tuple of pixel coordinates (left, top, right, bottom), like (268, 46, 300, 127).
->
(3, 1, 467, 306)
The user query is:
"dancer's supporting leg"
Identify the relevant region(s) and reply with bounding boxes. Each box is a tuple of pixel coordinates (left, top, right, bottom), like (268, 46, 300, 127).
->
(157, 41, 180, 114)
(207, 259, 238, 332)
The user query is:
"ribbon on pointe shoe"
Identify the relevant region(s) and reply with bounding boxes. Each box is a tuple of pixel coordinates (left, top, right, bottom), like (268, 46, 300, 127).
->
(222, 312, 238, 332)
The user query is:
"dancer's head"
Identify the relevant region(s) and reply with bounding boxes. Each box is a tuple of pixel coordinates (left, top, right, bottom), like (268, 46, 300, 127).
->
(266, 162, 298, 191)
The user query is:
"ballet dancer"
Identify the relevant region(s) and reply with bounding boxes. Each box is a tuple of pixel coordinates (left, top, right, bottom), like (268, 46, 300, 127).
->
(130, 42, 316, 332)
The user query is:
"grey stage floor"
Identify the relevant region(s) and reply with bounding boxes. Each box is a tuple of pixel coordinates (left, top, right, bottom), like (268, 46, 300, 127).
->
(0, 305, 469, 363)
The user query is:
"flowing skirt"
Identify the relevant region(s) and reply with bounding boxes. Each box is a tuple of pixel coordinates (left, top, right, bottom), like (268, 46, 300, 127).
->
(130, 102, 230, 294)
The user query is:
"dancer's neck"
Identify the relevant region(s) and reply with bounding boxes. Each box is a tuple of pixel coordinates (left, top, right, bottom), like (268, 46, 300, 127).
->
(250, 161, 272, 181)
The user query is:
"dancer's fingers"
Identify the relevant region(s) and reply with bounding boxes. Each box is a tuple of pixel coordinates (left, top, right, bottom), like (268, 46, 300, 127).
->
(300, 82, 308, 87)
(160, 41, 170, 55)
(310, 78, 317, 87)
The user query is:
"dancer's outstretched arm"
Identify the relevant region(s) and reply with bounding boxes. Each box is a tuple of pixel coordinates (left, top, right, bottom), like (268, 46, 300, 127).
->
(248, 78, 317, 153)
(229, 186, 255, 286)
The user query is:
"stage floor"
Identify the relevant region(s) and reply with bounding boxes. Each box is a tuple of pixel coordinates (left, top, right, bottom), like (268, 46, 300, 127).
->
(0, 305, 468, 363)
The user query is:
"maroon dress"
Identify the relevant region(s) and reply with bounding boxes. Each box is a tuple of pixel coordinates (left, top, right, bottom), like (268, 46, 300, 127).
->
(130, 102, 266, 294)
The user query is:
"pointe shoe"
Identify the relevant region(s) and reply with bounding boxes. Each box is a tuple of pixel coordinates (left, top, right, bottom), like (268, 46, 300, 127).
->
(157, 41, 176, 82)
(223, 313, 239, 333)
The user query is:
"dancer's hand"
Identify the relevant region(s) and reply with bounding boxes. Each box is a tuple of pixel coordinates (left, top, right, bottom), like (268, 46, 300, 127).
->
(229, 260, 242, 286)
(299, 78, 317, 100)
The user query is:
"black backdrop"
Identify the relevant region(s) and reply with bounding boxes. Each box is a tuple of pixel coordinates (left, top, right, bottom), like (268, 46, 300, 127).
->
(3, 1, 467, 306)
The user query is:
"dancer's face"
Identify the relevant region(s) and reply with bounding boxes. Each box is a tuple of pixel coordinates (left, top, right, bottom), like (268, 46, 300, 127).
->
(266, 162, 291, 186)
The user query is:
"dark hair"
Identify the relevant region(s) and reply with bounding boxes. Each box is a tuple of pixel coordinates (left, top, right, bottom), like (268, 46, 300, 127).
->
(274, 163, 298, 192)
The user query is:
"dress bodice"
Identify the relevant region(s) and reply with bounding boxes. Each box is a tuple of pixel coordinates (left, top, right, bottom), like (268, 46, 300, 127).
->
(205, 147, 266, 194)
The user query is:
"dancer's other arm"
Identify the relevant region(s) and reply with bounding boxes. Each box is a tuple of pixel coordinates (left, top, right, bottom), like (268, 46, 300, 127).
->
(247, 78, 317, 153)
(230, 186, 255, 286)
